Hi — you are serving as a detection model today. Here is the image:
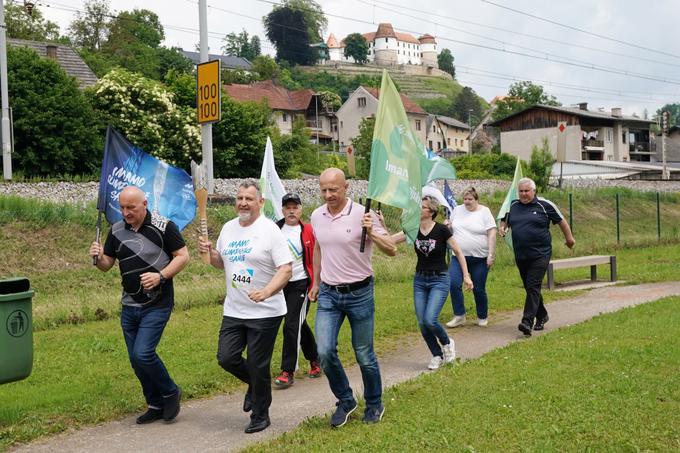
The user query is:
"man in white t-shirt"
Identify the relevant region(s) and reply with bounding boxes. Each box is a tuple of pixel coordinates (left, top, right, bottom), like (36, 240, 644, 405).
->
(198, 180, 292, 434)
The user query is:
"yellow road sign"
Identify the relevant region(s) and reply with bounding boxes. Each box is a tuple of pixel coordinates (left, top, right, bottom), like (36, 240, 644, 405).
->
(197, 60, 221, 124)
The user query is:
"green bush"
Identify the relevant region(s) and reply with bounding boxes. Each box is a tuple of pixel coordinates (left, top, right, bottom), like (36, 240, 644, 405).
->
(88, 68, 201, 169)
(527, 138, 555, 191)
(7, 47, 103, 177)
(451, 153, 518, 179)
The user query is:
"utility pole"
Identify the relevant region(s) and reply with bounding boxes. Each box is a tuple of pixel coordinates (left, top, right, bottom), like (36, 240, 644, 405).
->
(0, 0, 12, 180)
(662, 111, 670, 180)
(198, 0, 214, 193)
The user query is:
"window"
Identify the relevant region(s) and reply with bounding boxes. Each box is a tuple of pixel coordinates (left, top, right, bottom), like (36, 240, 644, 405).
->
(437, 141, 441, 150)
(622, 132, 627, 144)
(447, 137, 451, 145)
(432, 125, 436, 132)
(415, 120, 421, 131)
(282, 113, 288, 122)
(428, 140, 433, 150)
(358, 97, 366, 108)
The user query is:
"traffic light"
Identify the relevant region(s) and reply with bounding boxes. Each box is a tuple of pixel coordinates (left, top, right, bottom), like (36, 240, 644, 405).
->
(662, 111, 669, 134)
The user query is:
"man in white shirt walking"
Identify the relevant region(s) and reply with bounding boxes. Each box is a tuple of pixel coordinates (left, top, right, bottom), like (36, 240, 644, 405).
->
(198, 180, 292, 434)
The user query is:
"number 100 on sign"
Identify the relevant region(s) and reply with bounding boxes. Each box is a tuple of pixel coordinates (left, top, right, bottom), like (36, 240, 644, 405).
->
(197, 60, 221, 124)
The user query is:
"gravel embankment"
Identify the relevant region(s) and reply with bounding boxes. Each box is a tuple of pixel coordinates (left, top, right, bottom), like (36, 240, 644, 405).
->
(1, 178, 679, 206)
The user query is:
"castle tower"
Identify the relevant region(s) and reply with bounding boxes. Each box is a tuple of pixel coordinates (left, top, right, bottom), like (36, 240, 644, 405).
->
(326, 33, 343, 61)
(373, 23, 398, 66)
(419, 34, 438, 67)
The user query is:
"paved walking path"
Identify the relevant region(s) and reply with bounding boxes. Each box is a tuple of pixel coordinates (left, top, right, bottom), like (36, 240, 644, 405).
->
(12, 282, 680, 453)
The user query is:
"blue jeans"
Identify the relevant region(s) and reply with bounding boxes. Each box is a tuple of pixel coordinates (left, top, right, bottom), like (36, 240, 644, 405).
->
(450, 256, 490, 319)
(315, 279, 382, 409)
(121, 304, 178, 409)
(413, 272, 451, 358)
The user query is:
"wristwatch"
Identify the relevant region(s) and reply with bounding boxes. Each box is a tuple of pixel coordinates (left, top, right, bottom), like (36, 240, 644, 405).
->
(158, 272, 167, 286)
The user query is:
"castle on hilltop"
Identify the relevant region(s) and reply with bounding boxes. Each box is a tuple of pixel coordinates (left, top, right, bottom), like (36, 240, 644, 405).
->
(325, 23, 438, 67)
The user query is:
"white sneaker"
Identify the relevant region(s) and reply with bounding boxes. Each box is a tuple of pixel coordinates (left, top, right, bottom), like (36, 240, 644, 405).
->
(442, 338, 456, 363)
(477, 318, 488, 327)
(446, 315, 466, 328)
(427, 355, 443, 370)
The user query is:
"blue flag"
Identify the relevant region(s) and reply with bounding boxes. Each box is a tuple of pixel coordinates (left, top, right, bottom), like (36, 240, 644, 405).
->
(443, 179, 457, 215)
(97, 126, 197, 230)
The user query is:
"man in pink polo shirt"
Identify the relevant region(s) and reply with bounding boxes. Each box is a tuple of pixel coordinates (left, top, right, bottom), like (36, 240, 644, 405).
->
(309, 168, 396, 428)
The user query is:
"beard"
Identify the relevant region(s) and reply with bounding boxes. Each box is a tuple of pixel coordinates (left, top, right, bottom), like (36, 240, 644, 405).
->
(238, 211, 252, 223)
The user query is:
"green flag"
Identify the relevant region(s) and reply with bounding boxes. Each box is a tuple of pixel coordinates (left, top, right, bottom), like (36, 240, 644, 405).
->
(420, 144, 457, 184)
(496, 157, 523, 248)
(367, 70, 423, 242)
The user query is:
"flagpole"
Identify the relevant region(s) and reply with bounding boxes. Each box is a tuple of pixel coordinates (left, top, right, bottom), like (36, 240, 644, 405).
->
(359, 198, 372, 252)
(92, 211, 102, 265)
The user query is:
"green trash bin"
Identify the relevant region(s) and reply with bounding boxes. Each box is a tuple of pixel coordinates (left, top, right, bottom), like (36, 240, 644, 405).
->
(0, 278, 34, 384)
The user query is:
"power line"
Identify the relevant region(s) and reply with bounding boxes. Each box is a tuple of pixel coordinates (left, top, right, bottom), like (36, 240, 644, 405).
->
(456, 78, 662, 106)
(480, 0, 680, 61)
(360, 0, 680, 70)
(244, 0, 680, 86)
(38, 0, 679, 101)
(456, 65, 680, 99)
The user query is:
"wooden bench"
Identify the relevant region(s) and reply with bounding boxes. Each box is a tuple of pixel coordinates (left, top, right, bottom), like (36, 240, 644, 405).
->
(546, 255, 617, 289)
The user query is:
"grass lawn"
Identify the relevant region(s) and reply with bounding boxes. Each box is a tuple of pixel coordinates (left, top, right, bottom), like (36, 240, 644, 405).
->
(247, 297, 680, 452)
(1, 189, 680, 450)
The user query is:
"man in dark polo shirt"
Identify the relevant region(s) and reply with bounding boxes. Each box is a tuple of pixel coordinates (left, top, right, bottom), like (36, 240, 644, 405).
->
(499, 178, 575, 336)
(89, 186, 189, 424)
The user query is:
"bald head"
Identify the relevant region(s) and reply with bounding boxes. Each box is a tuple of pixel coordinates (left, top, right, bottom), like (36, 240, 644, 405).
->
(319, 167, 348, 214)
(119, 186, 148, 229)
(320, 167, 346, 186)
(120, 185, 146, 203)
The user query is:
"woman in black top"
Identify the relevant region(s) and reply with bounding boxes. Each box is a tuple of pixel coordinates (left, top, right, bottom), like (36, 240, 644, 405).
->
(392, 196, 473, 370)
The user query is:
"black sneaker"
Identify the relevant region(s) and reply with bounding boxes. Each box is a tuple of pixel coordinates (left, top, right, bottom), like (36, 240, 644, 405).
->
(534, 315, 549, 331)
(136, 408, 163, 425)
(362, 404, 385, 424)
(330, 400, 357, 428)
(162, 386, 182, 422)
(244, 416, 271, 434)
(518, 321, 532, 336)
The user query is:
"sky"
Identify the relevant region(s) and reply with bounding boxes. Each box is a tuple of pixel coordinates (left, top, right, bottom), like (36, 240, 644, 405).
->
(36, 0, 680, 118)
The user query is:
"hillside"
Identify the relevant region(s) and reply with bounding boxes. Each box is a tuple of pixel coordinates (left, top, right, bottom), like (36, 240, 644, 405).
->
(297, 63, 488, 117)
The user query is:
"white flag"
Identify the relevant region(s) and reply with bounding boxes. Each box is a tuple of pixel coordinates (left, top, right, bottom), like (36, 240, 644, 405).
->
(259, 136, 286, 221)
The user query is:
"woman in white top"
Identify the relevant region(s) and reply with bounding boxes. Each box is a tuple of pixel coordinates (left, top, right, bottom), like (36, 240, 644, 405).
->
(446, 187, 497, 328)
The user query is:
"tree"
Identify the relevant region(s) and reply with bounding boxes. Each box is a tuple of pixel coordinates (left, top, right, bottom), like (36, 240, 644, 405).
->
(222, 29, 261, 61)
(437, 49, 455, 78)
(67, 0, 110, 51)
(283, 0, 327, 43)
(4, 3, 61, 41)
(492, 81, 560, 121)
(527, 138, 555, 191)
(343, 33, 369, 64)
(89, 68, 201, 169)
(657, 103, 680, 128)
(251, 55, 280, 80)
(157, 46, 194, 80)
(351, 116, 375, 179)
(452, 86, 483, 126)
(7, 47, 102, 176)
(106, 9, 164, 48)
(264, 6, 315, 65)
(100, 9, 165, 78)
(212, 98, 272, 178)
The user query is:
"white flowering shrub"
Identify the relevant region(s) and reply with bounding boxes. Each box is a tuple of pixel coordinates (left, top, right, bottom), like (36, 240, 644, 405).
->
(89, 68, 201, 168)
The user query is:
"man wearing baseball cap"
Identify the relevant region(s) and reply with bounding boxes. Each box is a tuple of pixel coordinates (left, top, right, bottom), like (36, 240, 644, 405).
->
(273, 193, 321, 388)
